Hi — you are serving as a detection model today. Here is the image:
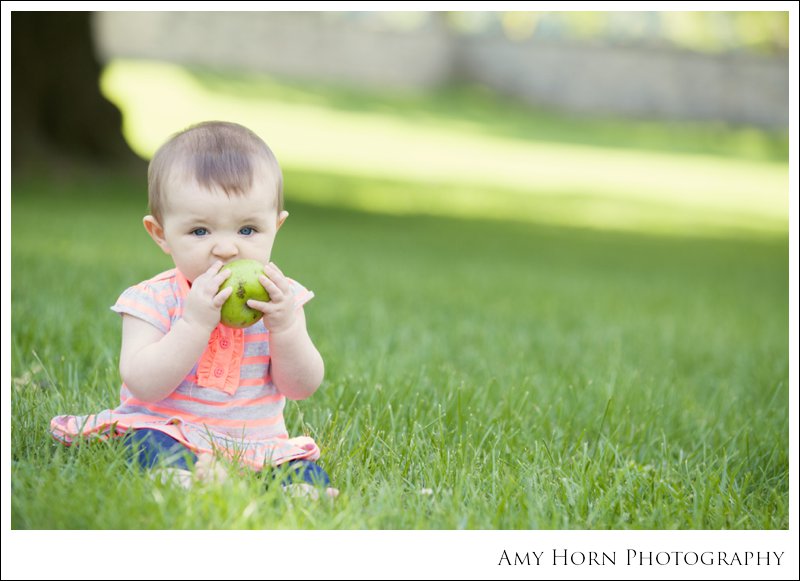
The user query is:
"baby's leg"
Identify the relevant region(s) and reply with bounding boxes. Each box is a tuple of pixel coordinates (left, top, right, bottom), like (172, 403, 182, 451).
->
(275, 460, 339, 499)
(124, 429, 199, 488)
(192, 451, 230, 485)
(125, 428, 197, 469)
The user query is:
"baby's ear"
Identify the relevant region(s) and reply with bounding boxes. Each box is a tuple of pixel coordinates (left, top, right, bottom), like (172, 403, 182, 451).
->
(143, 216, 170, 254)
(277, 211, 289, 230)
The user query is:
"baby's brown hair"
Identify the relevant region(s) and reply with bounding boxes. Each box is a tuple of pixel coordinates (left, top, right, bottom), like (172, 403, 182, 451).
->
(148, 121, 283, 222)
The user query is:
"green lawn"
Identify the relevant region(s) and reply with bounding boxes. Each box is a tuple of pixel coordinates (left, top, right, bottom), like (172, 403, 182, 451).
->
(10, 65, 789, 529)
(10, 171, 788, 529)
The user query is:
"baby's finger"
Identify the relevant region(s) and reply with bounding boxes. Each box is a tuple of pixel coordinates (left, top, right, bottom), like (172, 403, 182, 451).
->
(204, 260, 224, 277)
(193, 261, 225, 288)
(245, 298, 270, 313)
(259, 274, 284, 301)
(212, 286, 234, 307)
(213, 267, 233, 287)
(265, 263, 291, 294)
(268, 261, 286, 276)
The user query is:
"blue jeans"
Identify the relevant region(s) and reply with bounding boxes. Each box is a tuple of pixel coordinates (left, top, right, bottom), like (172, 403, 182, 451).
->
(124, 428, 331, 487)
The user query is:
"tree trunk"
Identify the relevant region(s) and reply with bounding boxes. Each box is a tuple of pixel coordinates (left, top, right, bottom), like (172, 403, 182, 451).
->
(12, 11, 143, 169)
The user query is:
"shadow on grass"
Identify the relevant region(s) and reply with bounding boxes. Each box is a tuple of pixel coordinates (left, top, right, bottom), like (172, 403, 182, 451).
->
(11, 164, 789, 255)
(11, 166, 788, 327)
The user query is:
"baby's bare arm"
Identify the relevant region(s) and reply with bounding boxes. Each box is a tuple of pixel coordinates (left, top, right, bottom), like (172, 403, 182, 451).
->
(119, 316, 211, 402)
(246, 262, 324, 400)
(119, 262, 233, 402)
(268, 308, 325, 400)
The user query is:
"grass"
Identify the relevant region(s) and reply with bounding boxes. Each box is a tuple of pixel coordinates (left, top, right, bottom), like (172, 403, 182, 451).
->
(10, 63, 789, 529)
(10, 170, 788, 529)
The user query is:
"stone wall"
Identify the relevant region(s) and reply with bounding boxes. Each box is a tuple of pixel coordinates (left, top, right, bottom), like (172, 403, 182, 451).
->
(94, 12, 454, 89)
(455, 37, 788, 127)
(93, 12, 789, 128)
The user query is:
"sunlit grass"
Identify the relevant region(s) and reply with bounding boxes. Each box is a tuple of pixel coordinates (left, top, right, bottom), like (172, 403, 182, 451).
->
(11, 174, 788, 529)
(9, 55, 790, 531)
(100, 59, 788, 237)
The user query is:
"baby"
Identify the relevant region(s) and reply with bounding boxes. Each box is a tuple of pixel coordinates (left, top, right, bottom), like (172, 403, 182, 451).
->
(51, 121, 335, 498)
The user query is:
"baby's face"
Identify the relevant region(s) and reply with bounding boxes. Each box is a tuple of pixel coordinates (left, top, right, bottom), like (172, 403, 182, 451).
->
(156, 167, 285, 283)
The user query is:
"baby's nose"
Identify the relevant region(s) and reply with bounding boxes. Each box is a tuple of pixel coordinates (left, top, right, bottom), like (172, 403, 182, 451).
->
(212, 240, 239, 259)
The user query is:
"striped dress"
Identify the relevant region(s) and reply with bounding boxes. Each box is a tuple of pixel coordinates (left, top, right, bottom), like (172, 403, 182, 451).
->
(50, 268, 320, 470)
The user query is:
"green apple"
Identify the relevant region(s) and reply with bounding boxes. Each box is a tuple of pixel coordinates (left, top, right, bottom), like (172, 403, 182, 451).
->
(218, 259, 270, 328)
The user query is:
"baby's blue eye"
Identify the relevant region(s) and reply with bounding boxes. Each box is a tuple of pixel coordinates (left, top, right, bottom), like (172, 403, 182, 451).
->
(239, 226, 256, 236)
(191, 228, 209, 237)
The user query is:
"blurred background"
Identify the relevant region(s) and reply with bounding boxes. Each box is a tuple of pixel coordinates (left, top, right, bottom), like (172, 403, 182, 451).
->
(11, 10, 790, 236)
(9, 10, 792, 531)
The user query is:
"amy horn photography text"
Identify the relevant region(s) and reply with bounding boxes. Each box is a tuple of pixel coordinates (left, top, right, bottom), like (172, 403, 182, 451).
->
(498, 549, 785, 567)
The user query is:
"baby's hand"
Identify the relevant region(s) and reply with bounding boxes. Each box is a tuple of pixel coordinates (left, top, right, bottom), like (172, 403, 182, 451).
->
(181, 261, 233, 333)
(246, 262, 298, 334)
